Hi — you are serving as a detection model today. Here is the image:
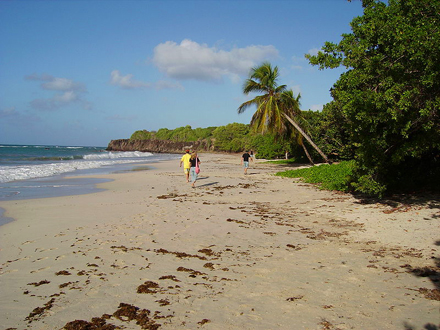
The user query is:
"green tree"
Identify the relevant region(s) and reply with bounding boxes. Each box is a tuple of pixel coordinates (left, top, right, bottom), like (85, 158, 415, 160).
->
(171, 125, 197, 141)
(249, 133, 290, 159)
(313, 103, 355, 161)
(155, 128, 173, 140)
(238, 62, 329, 164)
(212, 123, 250, 152)
(306, 0, 440, 195)
(194, 127, 217, 140)
(130, 130, 152, 140)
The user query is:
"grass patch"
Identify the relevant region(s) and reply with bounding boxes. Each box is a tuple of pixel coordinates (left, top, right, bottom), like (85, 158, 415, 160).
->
(265, 158, 301, 165)
(275, 160, 355, 192)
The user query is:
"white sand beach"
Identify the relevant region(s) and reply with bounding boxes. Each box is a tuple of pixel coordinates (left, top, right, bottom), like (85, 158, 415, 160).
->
(0, 153, 439, 330)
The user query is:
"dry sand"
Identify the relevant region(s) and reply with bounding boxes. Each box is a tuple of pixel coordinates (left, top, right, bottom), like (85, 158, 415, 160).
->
(0, 153, 439, 330)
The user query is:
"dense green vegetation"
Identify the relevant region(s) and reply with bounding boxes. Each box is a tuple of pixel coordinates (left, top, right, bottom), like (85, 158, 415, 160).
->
(306, 0, 440, 196)
(131, 125, 217, 142)
(275, 161, 356, 192)
(130, 123, 295, 158)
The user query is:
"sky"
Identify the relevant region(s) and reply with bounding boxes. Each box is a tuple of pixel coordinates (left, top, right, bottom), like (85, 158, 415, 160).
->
(0, 0, 364, 147)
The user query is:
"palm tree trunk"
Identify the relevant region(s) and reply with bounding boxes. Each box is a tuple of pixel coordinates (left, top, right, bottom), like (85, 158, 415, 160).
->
(283, 114, 330, 164)
(301, 142, 315, 165)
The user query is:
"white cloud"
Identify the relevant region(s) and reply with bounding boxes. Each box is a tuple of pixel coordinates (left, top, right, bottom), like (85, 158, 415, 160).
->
(110, 70, 183, 90)
(0, 106, 41, 124)
(152, 39, 279, 82)
(110, 70, 151, 89)
(0, 107, 18, 118)
(25, 74, 90, 111)
(154, 80, 184, 91)
(42, 77, 85, 92)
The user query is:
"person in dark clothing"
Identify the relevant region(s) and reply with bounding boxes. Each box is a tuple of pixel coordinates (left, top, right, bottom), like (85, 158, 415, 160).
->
(241, 150, 253, 175)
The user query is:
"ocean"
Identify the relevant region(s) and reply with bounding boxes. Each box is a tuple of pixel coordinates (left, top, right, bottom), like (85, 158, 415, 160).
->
(0, 144, 179, 202)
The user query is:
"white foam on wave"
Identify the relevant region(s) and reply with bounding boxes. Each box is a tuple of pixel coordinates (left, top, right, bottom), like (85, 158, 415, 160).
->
(83, 151, 152, 160)
(0, 151, 155, 183)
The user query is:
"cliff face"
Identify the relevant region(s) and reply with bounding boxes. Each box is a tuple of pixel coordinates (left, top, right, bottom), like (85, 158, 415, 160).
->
(106, 139, 213, 153)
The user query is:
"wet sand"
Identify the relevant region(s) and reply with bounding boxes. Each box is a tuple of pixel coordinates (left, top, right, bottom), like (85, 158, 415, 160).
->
(0, 153, 439, 329)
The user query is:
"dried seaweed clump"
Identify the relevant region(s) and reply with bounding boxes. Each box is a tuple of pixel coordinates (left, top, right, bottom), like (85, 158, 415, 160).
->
(137, 281, 160, 294)
(155, 248, 207, 260)
(113, 303, 161, 330)
(27, 280, 50, 287)
(63, 316, 115, 330)
(197, 319, 211, 325)
(286, 295, 304, 302)
(63, 304, 162, 330)
(159, 275, 181, 282)
(198, 248, 218, 257)
(177, 266, 206, 277)
(55, 270, 72, 276)
(26, 298, 56, 323)
(418, 288, 440, 301)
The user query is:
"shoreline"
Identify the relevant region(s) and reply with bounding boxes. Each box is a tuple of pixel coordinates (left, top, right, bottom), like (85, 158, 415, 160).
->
(0, 153, 438, 329)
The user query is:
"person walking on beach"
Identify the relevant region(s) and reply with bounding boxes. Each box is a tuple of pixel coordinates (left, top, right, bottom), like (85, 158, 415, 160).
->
(180, 149, 191, 182)
(241, 150, 253, 175)
(189, 151, 201, 187)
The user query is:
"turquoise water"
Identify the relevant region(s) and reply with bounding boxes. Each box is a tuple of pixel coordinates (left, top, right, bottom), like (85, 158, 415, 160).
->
(0, 144, 178, 201)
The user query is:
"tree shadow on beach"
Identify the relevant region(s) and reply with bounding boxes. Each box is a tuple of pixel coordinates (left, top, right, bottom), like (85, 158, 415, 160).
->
(402, 240, 440, 330)
(354, 192, 440, 216)
(403, 322, 439, 330)
(408, 240, 440, 290)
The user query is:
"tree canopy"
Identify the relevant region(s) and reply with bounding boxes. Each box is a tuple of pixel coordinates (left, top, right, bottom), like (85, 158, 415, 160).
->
(306, 0, 440, 195)
(238, 62, 329, 163)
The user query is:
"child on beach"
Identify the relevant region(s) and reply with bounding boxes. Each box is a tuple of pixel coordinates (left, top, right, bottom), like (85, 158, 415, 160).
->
(179, 149, 191, 182)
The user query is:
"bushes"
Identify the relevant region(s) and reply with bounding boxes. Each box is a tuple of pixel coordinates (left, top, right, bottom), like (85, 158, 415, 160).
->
(130, 126, 216, 143)
(130, 130, 152, 140)
(248, 134, 289, 159)
(276, 160, 356, 192)
(306, 0, 440, 196)
(211, 123, 250, 152)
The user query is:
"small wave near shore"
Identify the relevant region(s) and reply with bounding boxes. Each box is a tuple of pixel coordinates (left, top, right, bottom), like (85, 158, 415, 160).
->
(0, 144, 178, 184)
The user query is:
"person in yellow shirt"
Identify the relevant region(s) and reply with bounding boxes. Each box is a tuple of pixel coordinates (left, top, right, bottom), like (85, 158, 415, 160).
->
(179, 149, 191, 182)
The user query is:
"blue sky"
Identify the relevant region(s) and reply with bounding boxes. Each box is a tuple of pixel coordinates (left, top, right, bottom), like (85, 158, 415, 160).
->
(0, 0, 364, 147)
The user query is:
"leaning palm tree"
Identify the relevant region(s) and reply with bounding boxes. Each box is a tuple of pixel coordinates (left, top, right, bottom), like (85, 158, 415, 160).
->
(238, 62, 329, 164)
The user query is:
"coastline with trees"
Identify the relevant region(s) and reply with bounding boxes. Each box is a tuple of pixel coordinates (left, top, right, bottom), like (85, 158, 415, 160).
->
(113, 0, 439, 198)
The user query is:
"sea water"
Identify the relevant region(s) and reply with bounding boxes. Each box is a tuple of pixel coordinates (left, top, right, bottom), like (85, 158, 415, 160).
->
(0, 144, 179, 226)
(0, 144, 178, 201)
